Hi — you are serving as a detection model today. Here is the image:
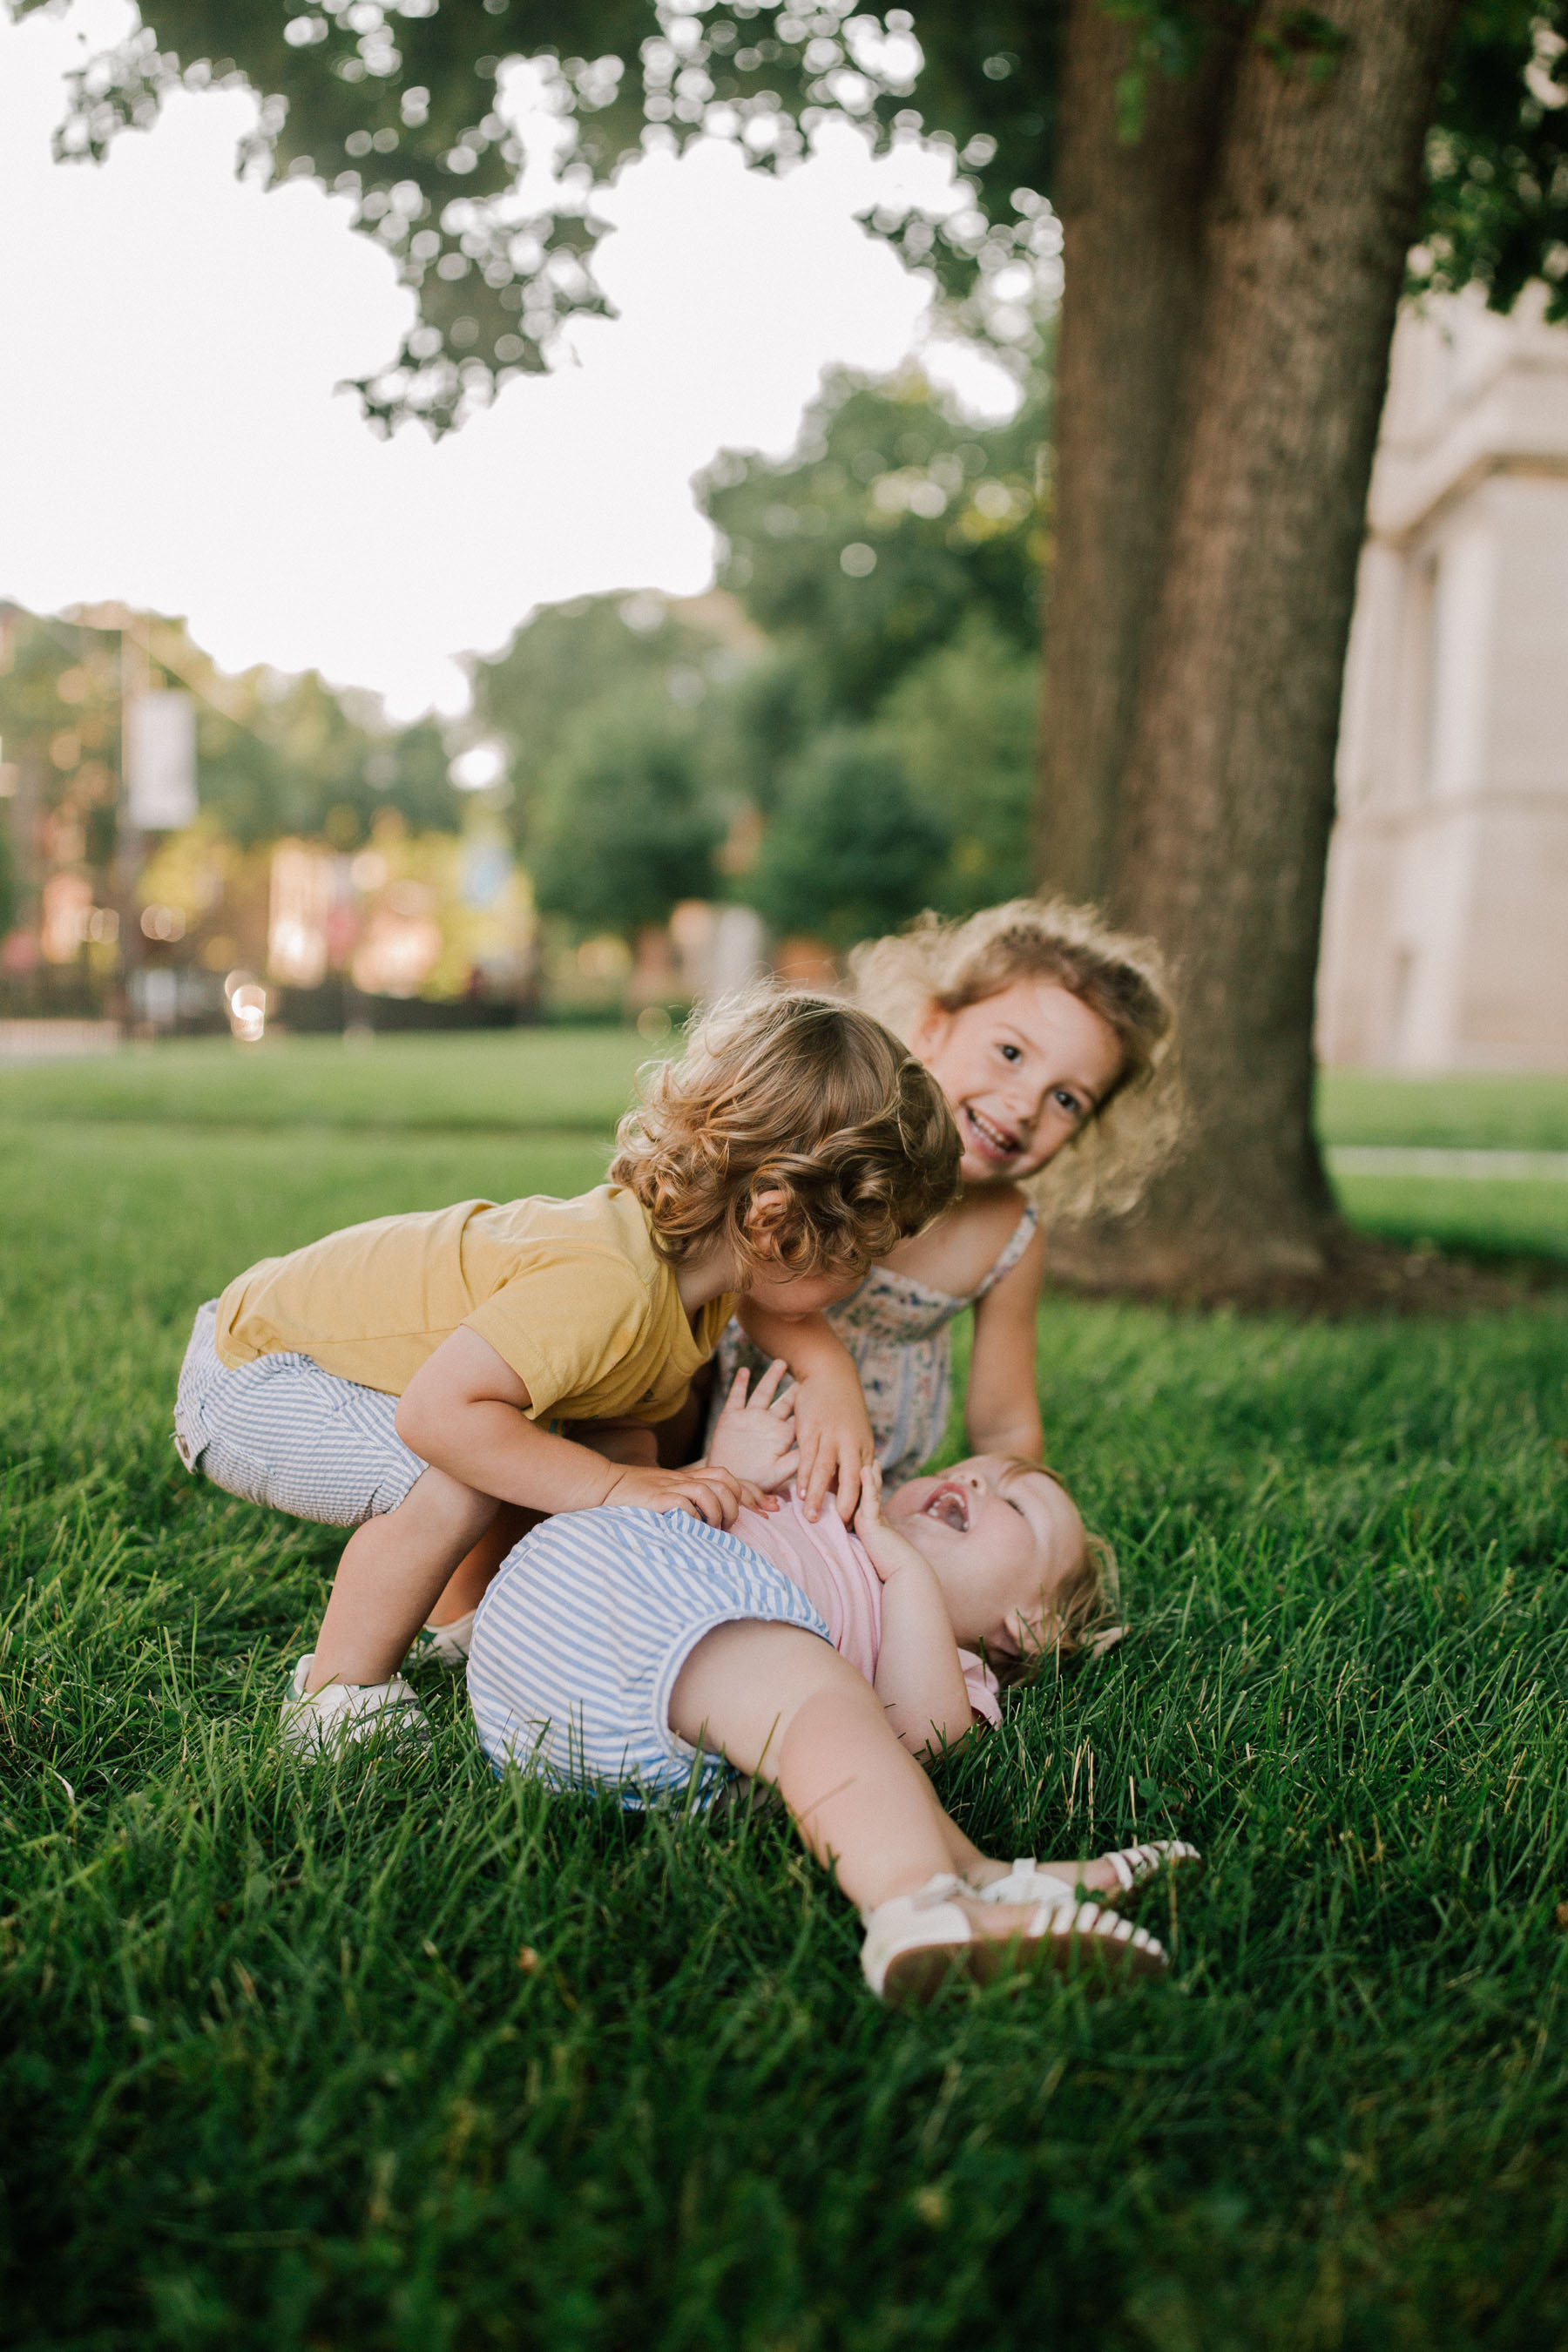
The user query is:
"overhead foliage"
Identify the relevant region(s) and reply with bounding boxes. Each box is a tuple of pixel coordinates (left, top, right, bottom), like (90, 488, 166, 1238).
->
(18, 0, 1566, 436)
(17, 0, 1060, 433)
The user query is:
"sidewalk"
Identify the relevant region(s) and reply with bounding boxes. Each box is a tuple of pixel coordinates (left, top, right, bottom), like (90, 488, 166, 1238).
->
(0, 1019, 121, 1061)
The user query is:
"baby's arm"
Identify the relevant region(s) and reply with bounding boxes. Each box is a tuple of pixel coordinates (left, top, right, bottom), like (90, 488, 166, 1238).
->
(397, 1327, 760, 1525)
(736, 1299, 874, 1524)
(965, 1221, 1045, 1461)
(854, 1470, 976, 1759)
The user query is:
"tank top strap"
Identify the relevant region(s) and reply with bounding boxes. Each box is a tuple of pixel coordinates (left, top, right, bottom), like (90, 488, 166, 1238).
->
(970, 1201, 1038, 1301)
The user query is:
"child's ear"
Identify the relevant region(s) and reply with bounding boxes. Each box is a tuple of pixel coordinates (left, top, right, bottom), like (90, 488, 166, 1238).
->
(741, 1188, 789, 1255)
(908, 1001, 950, 1061)
(1001, 1604, 1035, 1659)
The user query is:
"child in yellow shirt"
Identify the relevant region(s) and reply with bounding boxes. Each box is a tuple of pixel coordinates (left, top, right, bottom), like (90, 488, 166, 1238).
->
(172, 991, 960, 1754)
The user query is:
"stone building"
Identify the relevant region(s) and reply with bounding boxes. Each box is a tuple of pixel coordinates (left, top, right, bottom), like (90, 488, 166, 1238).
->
(1317, 288, 1568, 1070)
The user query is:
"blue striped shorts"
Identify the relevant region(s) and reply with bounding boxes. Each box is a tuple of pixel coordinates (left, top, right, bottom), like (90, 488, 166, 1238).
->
(173, 1299, 427, 1527)
(467, 1506, 831, 1808)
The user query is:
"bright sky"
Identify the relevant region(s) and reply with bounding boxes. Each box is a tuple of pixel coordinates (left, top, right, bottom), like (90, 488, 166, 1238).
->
(0, 0, 1017, 719)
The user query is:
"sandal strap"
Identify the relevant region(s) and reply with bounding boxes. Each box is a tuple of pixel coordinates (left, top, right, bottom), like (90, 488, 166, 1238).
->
(1101, 1839, 1202, 1892)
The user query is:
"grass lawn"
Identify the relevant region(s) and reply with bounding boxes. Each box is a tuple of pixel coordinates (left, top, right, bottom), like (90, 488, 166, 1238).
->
(3, 1041, 1568, 2348)
(1319, 1070, 1568, 1154)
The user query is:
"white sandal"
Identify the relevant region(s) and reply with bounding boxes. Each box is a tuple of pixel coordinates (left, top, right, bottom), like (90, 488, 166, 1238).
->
(860, 1872, 1167, 2002)
(280, 1654, 429, 1756)
(972, 1840, 1202, 1909)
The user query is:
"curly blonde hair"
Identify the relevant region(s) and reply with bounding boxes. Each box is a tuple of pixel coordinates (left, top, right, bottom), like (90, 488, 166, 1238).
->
(848, 897, 1180, 1224)
(610, 987, 962, 1276)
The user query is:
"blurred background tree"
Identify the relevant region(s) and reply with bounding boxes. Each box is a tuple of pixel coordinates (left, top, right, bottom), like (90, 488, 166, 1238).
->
(0, 798, 16, 940)
(706, 375, 1042, 729)
(468, 368, 1042, 939)
(0, 605, 471, 1016)
(747, 734, 950, 949)
(528, 686, 723, 934)
(475, 591, 738, 829)
(192, 674, 458, 851)
(0, 609, 464, 865)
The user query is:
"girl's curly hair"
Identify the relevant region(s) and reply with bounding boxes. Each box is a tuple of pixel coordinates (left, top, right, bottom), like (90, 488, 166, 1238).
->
(610, 987, 962, 1275)
(848, 897, 1181, 1224)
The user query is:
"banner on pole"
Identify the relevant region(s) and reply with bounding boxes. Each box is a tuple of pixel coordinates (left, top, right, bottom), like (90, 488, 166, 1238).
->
(125, 691, 198, 830)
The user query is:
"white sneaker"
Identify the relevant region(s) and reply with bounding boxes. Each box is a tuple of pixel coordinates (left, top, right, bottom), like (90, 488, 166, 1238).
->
(280, 1653, 429, 1756)
(860, 1871, 1166, 2002)
(407, 1609, 476, 1671)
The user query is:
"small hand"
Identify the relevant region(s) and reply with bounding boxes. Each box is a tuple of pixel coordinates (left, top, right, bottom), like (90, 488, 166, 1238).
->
(794, 1366, 876, 1524)
(601, 1461, 761, 1527)
(706, 1360, 799, 1502)
(853, 1463, 929, 1584)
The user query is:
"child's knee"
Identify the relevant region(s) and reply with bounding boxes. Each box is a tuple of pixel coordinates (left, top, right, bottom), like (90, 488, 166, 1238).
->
(395, 1467, 497, 1544)
(669, 1619, 865, 1757)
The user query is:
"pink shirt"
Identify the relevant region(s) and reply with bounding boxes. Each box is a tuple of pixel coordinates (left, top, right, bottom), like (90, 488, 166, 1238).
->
(731, 1490, 1002, 1728)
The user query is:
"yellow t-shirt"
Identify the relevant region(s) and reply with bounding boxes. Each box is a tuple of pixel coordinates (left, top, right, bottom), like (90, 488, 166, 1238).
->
(213, 1183, 738, 1424)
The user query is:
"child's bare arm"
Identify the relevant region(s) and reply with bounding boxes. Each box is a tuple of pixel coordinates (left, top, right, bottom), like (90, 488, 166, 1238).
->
(854, 1470, 976, 1759)
(736, 1301, 874, 1523)
(397, 1327, 761, 1526)
(965, 1225, 1045, 1461)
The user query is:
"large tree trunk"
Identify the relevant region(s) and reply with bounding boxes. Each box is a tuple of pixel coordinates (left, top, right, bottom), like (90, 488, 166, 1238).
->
(1044, 0, 1463, 1293)
(1038, 3, 1242, 903)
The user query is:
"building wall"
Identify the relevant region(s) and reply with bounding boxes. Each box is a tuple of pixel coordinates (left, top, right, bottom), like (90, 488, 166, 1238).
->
(1318, 291, 1568, 1070)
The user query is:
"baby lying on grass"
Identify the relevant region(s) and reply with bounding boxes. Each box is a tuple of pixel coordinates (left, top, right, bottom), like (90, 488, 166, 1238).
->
(467, 1364, 1199, 2000)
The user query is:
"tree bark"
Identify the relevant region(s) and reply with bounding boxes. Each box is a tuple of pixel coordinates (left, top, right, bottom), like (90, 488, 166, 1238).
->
(1048, 0, 1463, 1292)
(1037, 1, 1242, 903)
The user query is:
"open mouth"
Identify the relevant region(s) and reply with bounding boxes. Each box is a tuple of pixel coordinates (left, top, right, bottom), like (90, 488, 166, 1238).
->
(963, 1105, 1019, 1161)
(922, 1484, 970, 1532)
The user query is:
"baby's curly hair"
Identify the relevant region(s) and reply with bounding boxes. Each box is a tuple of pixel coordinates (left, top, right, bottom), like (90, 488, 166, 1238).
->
(610, 987, 962, 1276)
(848, 897, 1181, 1224)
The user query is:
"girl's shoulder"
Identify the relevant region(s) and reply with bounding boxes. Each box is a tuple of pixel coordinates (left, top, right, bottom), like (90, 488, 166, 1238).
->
(881, 1184, 1035, 1300)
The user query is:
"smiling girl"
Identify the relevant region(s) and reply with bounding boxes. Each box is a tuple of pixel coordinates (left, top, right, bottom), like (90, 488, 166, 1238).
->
(708, 899, 1178, 1481)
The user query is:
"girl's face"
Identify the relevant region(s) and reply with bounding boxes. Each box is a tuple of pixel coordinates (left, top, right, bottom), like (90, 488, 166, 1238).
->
(909, 979, 1125, 1188)
(887, 1456, 1084, 1662)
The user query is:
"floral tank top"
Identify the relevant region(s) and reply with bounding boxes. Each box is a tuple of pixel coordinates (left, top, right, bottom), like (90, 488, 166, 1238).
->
(708, 1203, 1039, 1486)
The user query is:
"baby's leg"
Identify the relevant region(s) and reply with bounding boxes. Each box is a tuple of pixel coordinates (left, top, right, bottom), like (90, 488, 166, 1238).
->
(670, 1622, 990, 1913)
(308, 1469, 499, 1691)
(669, 1625, 1173, 1991)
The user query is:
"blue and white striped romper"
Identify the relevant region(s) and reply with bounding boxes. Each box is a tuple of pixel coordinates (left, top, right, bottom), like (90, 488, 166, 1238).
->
(467, 1505, 830, 1808)
(173, 1299, 426, 1526)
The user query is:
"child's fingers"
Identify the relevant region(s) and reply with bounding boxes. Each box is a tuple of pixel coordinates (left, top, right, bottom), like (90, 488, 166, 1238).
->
(677, 1466, 743, 1526)
(723, 1366, 751, 1412)
(798, 1432, 827, 1522)
(835, 1447, 863, 1524)
(750, 1358, 788, 1411)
